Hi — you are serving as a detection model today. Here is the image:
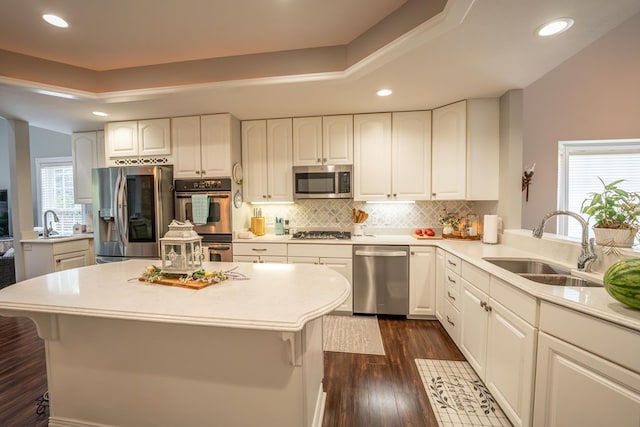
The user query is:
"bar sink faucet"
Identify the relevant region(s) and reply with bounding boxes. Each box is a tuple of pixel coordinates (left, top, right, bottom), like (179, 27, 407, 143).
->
(532, 210, 597, 272)
(43, 210, 60, 238)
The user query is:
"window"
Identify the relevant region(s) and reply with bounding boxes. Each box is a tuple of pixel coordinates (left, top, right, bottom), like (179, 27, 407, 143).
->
(36, 157, 83, 235)
(557, 140, 640, 239)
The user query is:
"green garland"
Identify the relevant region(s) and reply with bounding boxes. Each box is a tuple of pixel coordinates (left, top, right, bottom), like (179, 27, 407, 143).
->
(141, 265, 228, 284)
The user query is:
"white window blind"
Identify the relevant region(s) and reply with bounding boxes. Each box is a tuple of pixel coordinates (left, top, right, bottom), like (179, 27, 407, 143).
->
(37, 157, 83, 235)
(558, 140, 640, 240)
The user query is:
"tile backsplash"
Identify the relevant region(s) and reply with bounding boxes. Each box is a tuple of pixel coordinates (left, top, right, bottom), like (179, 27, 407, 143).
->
(250, 199, 496, 231)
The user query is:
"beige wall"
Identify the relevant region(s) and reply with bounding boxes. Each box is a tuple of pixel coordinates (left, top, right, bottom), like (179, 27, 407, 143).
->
(521, 11, 640, 231)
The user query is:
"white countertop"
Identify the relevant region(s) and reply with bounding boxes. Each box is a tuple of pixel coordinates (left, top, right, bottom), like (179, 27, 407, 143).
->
(20, 233, 93, 244)
(234, 232, 640, 331)
(0, 259, 350, 332)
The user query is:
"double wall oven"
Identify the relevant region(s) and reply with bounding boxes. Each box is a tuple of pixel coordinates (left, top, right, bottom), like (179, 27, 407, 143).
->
(174, 178, 233, 262)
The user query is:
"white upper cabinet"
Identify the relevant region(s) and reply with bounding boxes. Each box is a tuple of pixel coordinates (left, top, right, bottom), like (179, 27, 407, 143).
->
(267, 118, 294, 202)
(293, 117, 322, 166)
(354, 111, 431, 201)
(322, 115, 353, 165)
(105, 118, 171, 160)
(293, 115, 353, 166)
(431, 99, 499, 200)
(432, 101, 467, 200)
(72, 131, 104, 204)
(172, 116, 201, 177)
(105, 121, 138, 157)
(242, 119, 293, 202)
(138, 119, 171, 156)
(172, 114, 238, 178)
(354, 113, 392, 201)
(392, 111, 431, 200)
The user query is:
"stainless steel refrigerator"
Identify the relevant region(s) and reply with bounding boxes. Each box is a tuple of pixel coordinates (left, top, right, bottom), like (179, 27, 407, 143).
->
(92, 165, 173, 262)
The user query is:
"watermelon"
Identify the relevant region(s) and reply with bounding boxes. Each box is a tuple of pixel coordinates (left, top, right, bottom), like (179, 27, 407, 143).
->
(603, 258, 640, 309)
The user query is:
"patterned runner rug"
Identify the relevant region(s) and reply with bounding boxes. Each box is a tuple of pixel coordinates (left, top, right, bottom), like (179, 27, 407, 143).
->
(415, 359, 512, 427)
(322, 315, 385, 355)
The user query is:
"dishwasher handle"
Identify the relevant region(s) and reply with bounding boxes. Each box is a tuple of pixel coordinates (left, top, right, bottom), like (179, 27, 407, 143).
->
(355, 250, 407, 257)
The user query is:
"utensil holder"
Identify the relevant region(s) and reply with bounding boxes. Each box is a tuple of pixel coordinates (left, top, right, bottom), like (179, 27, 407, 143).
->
(251, 217, 265, 236)
(352, 223, 364, 236)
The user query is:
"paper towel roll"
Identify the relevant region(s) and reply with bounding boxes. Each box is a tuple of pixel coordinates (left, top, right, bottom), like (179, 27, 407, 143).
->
(483, 215, 498, 244)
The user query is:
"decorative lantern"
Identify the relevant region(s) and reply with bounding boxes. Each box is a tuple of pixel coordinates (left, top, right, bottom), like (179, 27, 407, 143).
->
(160, 220, 204, 275)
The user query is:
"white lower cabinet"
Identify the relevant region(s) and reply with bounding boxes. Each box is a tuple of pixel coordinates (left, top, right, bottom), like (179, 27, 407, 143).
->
(409, 246, 435, 317)
(533, 301, 640, 427)
(22, 239, 93, 279)
(233, 243, 287, 264)
(459, 262, 537, 427)
(288, 244, 352, 313)
(434, 248, 445, 322)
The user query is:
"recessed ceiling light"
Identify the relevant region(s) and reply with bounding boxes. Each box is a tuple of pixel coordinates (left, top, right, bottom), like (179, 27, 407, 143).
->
(537, 18, 574, 37)
(43, 14, 69, 28)
(377, 89, 393, 97)
(92, 111, 109, 117)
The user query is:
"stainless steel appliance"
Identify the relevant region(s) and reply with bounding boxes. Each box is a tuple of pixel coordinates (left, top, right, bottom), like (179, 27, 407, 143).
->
(293, 165, 352, 199)
(353, 245, 409, 315)
(93, 165, 173, 262)
(174, 178, 233, 262)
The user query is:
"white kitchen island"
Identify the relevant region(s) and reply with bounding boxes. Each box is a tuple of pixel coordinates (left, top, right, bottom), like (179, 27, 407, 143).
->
(0, 259, 350, 427)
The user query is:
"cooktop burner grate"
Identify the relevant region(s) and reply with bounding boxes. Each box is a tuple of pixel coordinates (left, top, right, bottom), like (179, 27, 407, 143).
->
(291, 230, 352, 240)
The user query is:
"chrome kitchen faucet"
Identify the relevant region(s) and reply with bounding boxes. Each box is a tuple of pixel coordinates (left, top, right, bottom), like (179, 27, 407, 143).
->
(532, 210, 597, 272)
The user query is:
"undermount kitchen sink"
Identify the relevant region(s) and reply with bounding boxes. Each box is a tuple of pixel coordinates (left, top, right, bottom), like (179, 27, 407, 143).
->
(483, 257, 602, 287)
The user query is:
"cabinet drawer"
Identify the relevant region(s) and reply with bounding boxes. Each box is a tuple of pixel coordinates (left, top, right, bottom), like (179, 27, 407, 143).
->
(287, 243, 351, 258)
(540, 302, 640, 373)
(52, 239, 90, 255)
(462, 260, 490, 294)
(233, 243, 287, 256)
(441, 299, 460, 344)
(490, 276, 537, 326)
(444, 272, 461, 309)
(445, 252, 461, 275)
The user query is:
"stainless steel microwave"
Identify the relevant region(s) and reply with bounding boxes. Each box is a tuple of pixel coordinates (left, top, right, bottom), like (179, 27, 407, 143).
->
(293, 165, 352, 199)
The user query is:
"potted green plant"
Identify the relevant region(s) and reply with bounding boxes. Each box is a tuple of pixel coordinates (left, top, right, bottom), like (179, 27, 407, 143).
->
(438, 210, 460, 236)
(580, 178, 640, 248)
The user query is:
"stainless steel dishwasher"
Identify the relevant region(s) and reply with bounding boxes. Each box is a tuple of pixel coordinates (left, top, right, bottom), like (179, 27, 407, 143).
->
(353, 245, 409, 315)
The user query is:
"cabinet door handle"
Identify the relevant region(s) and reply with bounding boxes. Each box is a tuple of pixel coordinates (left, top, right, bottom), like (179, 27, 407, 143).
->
(323, 158, 327, 162)
(447, 291, 456, 301)
(410, 251, 415, 255)
(480, 300, 486, 308)
(268, 195, 272, 198)
(446, 316, 455, 326)
(485, 304, 492, 312)
(56, 259, 61, 263)
(262, 195, 267, 199)
(317, 158, 321, 163)
(447, 275, 456, 284)
(447, 260, 457, 267)
(393, 193, 397, 197)
(251, 248, 267, 252)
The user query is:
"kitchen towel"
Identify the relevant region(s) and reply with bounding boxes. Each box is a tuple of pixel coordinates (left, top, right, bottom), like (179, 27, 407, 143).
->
(483, 215, 498, 244)
(191, 195, 209, 225)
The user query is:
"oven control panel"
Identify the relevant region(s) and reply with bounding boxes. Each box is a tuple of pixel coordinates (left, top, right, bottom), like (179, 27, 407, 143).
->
(174, 178, 232, 192)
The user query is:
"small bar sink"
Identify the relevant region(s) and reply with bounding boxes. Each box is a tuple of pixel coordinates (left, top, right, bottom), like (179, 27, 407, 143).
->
(483, 257, 603, 287)
(483, 258, 570, 275)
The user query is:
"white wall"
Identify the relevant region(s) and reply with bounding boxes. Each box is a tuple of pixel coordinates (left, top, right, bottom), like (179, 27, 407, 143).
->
(521, 12, 640, 231)
(0, 119, 9, 192)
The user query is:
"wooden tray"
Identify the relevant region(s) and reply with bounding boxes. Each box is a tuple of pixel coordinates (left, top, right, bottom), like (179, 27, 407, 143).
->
(442, 234, 482, 241)
(138, 277, 217, 290)
(412, 233, 443, 240)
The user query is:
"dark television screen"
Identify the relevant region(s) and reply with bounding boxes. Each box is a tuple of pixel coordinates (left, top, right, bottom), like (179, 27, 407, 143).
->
(0, 190, 8, 237)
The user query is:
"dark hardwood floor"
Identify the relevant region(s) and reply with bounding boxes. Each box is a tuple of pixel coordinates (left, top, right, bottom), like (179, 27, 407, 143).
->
(0, 315, 463, 427)
(0, 316, 48, 427)
(323, 316, 465, 427)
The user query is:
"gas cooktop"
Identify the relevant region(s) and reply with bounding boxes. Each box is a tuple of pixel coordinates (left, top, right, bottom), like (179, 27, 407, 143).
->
(291, 230, 352, 240)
